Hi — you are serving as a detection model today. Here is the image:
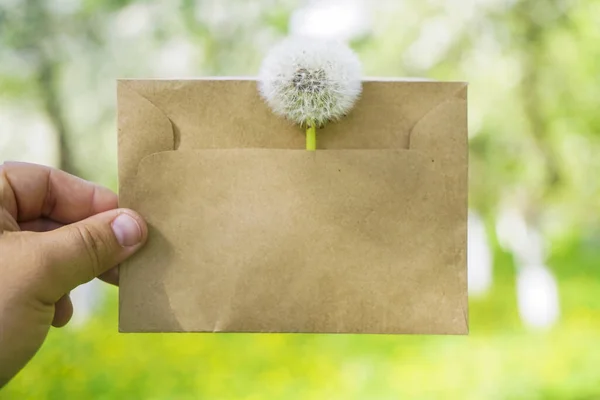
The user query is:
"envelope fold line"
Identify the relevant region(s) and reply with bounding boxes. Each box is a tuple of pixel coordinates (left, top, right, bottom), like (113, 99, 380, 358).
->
(117, 81, 178, 193)
(119, 80, 176, 151)
(407, 83, 467, 153)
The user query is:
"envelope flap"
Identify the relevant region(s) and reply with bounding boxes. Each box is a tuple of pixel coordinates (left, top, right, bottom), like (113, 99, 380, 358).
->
(117, 81, 174, 192)
(118, 79, 467, 151)
(409, 84, 468, 162)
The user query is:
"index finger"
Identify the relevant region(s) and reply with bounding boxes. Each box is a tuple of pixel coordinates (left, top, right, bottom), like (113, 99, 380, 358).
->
(0, 161, 118, 223)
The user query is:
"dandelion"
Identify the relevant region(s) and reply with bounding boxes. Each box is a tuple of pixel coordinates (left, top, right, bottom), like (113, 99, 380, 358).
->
(258, 36, 362, 150)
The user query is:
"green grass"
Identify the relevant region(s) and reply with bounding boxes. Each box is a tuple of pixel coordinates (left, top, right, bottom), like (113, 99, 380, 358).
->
(3, 245, 600, 399)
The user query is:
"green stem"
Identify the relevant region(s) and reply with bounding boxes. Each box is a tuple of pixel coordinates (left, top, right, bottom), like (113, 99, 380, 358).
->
(306, 124, 316, 151)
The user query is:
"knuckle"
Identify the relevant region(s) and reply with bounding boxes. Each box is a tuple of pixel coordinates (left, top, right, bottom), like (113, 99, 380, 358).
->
(71, 223, 108, 279)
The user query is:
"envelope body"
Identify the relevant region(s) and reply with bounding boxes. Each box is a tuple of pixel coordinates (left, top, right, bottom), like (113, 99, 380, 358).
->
(117, 78, 468, 334)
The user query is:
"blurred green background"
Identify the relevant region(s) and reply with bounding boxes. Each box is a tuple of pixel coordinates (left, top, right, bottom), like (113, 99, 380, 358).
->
(1, 0, 600, 398)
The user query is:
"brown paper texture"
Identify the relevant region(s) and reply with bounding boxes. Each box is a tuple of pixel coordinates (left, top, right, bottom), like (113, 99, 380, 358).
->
(117, 78, 468, 334)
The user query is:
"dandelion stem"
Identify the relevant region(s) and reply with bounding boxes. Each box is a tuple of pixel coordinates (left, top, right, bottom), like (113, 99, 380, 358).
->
(306, 123, 316, 151)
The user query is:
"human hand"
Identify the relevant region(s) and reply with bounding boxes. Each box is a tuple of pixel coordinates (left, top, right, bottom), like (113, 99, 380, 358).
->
(0, 162, 147, 387)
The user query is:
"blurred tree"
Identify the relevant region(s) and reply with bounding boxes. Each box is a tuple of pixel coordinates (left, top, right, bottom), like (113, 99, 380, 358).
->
(1, 0, 600, 398)
(417, 0, 600, 240)
(179, 0, 299, 75)
(0, 0, 138, 175)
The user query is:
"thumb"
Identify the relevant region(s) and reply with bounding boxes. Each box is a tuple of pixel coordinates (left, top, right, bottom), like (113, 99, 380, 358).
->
(31, 209, 147, 302)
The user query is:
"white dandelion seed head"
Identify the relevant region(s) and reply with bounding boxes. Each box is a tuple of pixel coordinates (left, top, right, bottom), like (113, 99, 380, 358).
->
(258, 36, 363, 127)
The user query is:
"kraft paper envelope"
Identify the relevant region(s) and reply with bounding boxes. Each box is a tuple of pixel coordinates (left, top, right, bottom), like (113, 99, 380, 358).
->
(117, 78, 468, 334)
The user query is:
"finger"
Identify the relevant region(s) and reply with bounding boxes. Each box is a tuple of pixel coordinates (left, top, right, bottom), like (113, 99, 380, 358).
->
(52, 294, 73, 328)
(26, 208, 147, 303)
(0, 161, 117, 224)
(21, 221, 121, 285)
(98, 266, 119, 287)
(19, 218, 64, 232)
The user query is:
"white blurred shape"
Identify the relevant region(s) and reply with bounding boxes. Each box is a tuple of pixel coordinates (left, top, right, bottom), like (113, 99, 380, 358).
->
(289, 0, 371, 42)
(194, 0, 229, 30)
(68, 280, 105, 328)
(404, 17, 453, 70)
(468, 211, 493, 296)
(496, 205, 560, 329)
(496, 206, 545, 266)
(496, 207, 527, 250)
(517, 265, 560, 330)
(115, 3, 153, 37)
(0, 104, 58, 166)
(194, 0, 261, 36)
(154, 39, 196, 76)
(53, 0, 81, 14)
(405, 17, 454, 70)
(443, 0, 476, 21)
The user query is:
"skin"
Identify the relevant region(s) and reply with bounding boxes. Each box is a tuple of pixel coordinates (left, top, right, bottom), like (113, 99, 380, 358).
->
(0, 162, 148, 387)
